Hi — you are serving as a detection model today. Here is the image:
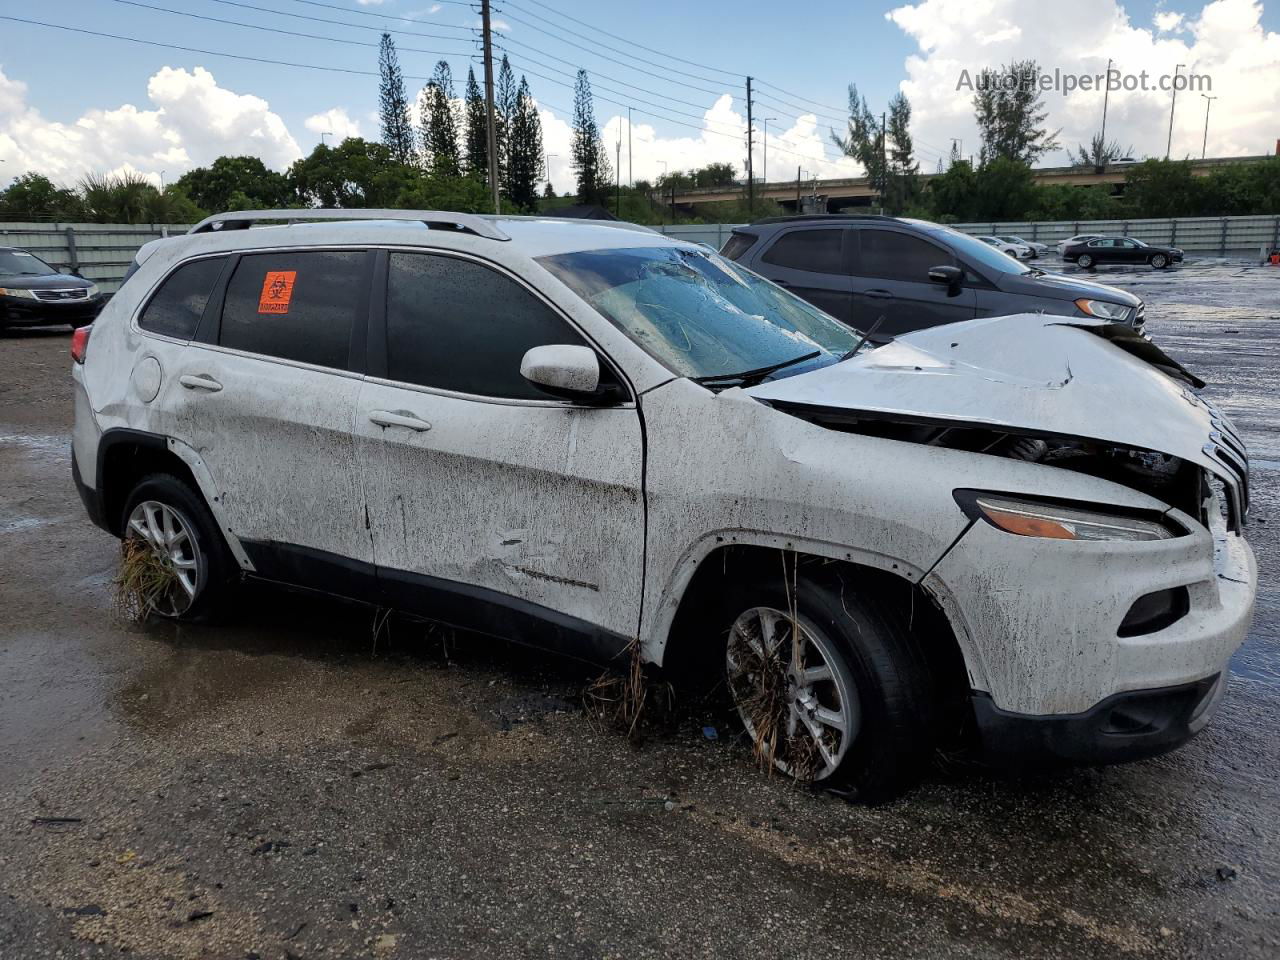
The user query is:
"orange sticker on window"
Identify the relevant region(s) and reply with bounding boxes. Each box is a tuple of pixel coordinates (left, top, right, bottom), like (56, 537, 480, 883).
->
(257, 270, 296, 314)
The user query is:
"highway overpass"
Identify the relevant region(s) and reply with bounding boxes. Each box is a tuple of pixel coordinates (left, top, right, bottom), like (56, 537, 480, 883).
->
(667, 155, 1274, 211)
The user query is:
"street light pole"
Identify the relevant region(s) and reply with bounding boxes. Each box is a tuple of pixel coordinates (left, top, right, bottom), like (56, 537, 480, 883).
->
(1166, 63, 1186, 160)
(1200, 94, 1219, 159)
(1098, 57, 1113, 169)
(760, 117, 776, 186)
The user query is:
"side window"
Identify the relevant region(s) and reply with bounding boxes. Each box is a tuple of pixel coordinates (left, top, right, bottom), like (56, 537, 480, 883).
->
(719, 233, 757, 261)
(855, 230, 954, 282)
(138, 256, 227, 340)
(219, 250, 364, 370)
(386, 252, 591, 400)
(759, 229, 843, 274)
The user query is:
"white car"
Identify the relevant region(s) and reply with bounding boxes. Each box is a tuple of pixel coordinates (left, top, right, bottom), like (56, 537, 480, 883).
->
(996, 235, 1049, 258)
(70, 209, 1256, 800)
(1057, 234, 1103, 256)
(976, 235, 1033, 259)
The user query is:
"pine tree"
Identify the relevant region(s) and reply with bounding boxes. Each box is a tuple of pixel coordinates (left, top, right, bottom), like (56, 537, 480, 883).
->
(972, 60, 1061, 165)
(831, 83, 885, 199)
(420, 61, 461, 177)
(495, 56, 517, 197)
(571, 70, 610, 205)
(377, 34, 415, 165)
(507, 77, 544, 211)
(542, 181, 555, 200)
(463, 67, 488, 179)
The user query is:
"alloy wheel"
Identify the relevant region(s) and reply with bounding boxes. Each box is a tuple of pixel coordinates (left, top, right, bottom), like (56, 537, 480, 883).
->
(125, 500, 201, 617)
(725, 605, 860, 781)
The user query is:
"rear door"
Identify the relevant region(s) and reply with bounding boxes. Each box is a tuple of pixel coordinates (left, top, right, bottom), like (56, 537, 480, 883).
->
(752, 227, 853, 325)
(168, 248, 374, 583)
(849, 227, 975, 336)
(353, 250, 645, 655)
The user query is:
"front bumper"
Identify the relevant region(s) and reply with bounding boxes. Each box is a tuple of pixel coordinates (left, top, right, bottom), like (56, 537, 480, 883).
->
(1, 295, 102, 326)
(971, 672, 1224, 767)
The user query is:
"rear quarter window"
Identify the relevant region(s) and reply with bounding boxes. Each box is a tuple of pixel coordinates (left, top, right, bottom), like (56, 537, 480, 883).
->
(138, 256, 228, 340)
(719, 233, 757, 261)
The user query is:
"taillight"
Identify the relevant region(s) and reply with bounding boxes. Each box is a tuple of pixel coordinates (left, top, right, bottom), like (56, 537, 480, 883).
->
(71, 325, 92, 364)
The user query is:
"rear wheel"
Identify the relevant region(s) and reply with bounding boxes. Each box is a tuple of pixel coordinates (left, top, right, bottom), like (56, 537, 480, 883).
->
(720, 570, 934, 802)
(1077, 253, 1095, 269)
(1150, 253, 1169, 269)
(120, 474, 232, 620)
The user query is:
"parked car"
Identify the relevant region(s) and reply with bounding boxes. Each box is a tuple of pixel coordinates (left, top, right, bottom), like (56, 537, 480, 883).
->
(977, 236, 1034, 259)
(1064, 236, 1184, 270)
(0, 245, 102, 331)
(722, 215, 1145, 339)
(1057, 234, 1102, 256)
(996, 235, 1049, 258)
(72, 209, 1255, 800)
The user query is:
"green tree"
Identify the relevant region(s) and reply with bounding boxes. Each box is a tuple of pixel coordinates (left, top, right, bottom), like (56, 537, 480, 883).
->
(831, 83, 884, 199)
(690, 162, 736, 187)
(463, 67, 488, 179)
(395, 173, 491, 213)
(1073, 134, 1134, 170)
(496, 55, 517, 197)
(420, 61, 461, 177)
(288, 138, 416, 208)
(174, 156, 290, 213)
(0, 173, 85, 220)
(972, 60, 1060, 165)
(570, 70, 611, 205)
(1122, 159, 1202, 218)
(923, 158, 977, 221)
(507, 77, 544, 212)
(884, 91, 920, 213)
(378, 34, 415, 165)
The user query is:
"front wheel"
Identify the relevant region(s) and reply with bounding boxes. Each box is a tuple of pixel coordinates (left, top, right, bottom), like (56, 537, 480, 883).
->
(1150, 253, 1169, 269)
(721, 571, 934, 801)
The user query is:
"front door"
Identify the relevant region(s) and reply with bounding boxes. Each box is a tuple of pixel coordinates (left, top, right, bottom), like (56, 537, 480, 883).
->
(849, 228, 975, 336)
(354, 250, 645, 657)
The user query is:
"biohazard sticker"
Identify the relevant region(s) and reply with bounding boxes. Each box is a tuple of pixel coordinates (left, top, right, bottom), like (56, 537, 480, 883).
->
(258, 271, 297, 314)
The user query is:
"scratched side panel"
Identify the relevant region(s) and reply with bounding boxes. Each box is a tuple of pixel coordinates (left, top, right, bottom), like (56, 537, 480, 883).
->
(355, 380, 645, 638)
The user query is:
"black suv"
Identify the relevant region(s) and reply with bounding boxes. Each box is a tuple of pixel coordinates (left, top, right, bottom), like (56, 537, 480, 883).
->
(722, 215, 1144, 338)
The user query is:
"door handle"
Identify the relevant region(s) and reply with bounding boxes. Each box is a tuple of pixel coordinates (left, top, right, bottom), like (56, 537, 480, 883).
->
(179, 374, 223, 392)
(864, 289, 893, 299)
(369, 410, 432, 432)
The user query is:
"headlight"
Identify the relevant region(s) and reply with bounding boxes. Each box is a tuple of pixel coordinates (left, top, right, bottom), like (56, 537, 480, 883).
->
(1074, 298, 1132, 322)
(86, 283, 100, 298)
(0, 287, 37, 299)
(964, 494, 1177, 541)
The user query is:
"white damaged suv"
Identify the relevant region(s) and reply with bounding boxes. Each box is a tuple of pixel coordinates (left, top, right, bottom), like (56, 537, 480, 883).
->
(71, 210, 1256, 800)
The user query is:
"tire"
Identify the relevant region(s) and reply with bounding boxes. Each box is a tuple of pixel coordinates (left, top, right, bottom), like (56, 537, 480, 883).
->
(719, 568, 935, 802)
(1077, 254, 1094, 269)
(120, 473, 233, 620)
(1150, 254, 1168, 269)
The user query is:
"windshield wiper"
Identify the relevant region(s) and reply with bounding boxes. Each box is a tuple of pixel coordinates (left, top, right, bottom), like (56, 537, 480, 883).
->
(840, 313, 888, 361)
(692, 350, 822, 389)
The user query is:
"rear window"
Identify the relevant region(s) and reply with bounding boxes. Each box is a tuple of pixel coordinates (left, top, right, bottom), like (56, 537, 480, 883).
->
(219, 250, 365, 370)
(139, 256, 228, 340)
(760, 229, 844, 274)
(719, 233, 757, 261)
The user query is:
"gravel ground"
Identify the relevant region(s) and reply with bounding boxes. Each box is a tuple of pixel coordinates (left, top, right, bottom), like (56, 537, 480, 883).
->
(1, 258, 1277, 959)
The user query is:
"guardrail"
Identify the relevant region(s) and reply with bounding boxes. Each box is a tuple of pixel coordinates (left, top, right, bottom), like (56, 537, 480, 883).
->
(0, 222, 191, 293)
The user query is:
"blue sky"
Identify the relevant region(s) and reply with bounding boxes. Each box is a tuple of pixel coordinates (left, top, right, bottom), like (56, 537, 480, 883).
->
(1, 0, 1277, 189)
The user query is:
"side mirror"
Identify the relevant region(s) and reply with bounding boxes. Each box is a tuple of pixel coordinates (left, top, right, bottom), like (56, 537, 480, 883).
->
(520, 344, 622, 405)
(928, 265, 963, 296)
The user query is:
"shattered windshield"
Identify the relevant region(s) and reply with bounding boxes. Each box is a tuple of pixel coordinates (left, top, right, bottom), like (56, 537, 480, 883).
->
(538, 245, 861, 381)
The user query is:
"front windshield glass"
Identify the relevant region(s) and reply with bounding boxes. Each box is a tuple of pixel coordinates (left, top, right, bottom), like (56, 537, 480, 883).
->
(538, 245, 862, 381)
(932, 227, 1033, 276)
(0, 250, 57, 277)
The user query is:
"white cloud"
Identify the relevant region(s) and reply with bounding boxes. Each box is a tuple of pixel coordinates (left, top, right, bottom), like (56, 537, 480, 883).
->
(536, 93, 861, 195)
(0, 64, 301, 185)
(356, 0, 387, 5)
(887, 0, 1280, 164)
(1155, 11, 1186, 32)
(305, 107, 362, 143)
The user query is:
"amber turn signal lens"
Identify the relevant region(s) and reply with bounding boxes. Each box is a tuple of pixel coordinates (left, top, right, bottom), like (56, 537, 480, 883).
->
(983, 507, 1076, 539)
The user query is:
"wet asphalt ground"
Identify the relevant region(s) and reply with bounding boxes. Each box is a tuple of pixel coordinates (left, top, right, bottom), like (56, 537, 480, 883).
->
(1, 259, 1277, 959)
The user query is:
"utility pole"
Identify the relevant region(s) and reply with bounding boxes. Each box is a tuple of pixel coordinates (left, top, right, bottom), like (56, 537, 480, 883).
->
(795, 165, 801, 211)
(627, 106, 633, 188)
(1200, 94, 1218, 159)
(745, 76, 754, 214)
(760, 117, 776, 186)
(949, 138, 961, 169)
(616, 135, 622, 218)
(1166, 63, 1186, 160)
(480, 0, 500, 213)
(1099, 57, 1113, 170)
(880, 112, 888, 214)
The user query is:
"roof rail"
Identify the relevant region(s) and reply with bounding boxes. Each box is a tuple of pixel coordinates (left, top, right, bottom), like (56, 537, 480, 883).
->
(187, 209, 510, 241)
(748, 213, 901, 226)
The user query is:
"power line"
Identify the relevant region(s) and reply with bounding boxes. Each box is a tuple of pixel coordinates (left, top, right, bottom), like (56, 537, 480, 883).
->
(0, 16, 446, 79)
(108, 0, 475, 57)
(205, 0, 474, 42)
(287, 0, 474, 17)
(505, 0, 739, 78)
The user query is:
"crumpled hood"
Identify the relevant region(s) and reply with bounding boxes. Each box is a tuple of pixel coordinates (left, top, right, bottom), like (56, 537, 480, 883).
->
(746, 313, 1247, 512)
